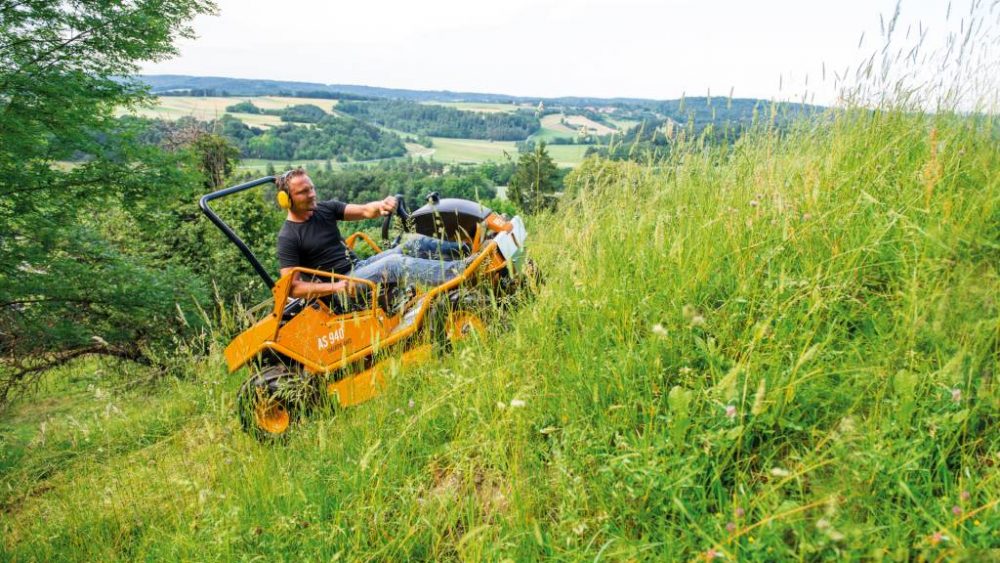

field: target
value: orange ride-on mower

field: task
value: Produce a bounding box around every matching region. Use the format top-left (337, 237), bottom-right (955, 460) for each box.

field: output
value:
top-left (199, 178), bottom-right (538, 440)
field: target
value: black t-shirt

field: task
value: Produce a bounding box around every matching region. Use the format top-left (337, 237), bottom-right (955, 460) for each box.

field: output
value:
top-left (277, 200), bottom-right (358, 276)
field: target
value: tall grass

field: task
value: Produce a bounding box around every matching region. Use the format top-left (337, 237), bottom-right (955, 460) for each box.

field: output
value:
top-left (2, 102), bottom-right (996, 560)
top-left (2, 2), bottom-right (999, 560)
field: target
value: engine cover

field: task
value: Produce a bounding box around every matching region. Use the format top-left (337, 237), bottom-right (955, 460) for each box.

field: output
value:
top-left (410, 198), bottom-right (493, 241)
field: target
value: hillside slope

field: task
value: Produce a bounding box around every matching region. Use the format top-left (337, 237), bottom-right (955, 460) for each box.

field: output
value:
top-left (1, 108), bottom-right (998, 560)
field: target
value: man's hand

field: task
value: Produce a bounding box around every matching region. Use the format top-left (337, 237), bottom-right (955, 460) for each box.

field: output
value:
top-left (344, 196), bottom-right (398, 221)
top-left (377, 195), bottom-right (397, 216)
top-left (330, 280), bottom-right (354, 294)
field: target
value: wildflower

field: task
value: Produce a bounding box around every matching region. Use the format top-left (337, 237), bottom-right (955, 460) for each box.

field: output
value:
top-left (496, 401), bottom-right (506, 410)
top-left (952, 505), bottom-right (961, 516)
top-left (704, 548), bottom-right (720, 560)
top-left (734, 507), bottom-right (745, 518)
top-left (802, 213), bottom-right (812, 220)
top-left (725, 404), bottom-right (737, 419)
top-left (691, 315), bottom-right (706, 328)
top-left (770, 467), bottom-right (790, 477)
top-left (726, 521), bottom-right (736, 533)
top-left (652, 324), bottom-right (668, 338)
top-left (930, 531), bottom-right (947, 545)
top-left (510, 399), bottom-right (526, 408)
top-left (679, 366), bottom-right (694, 376)
top-left (951, 388), bottom-right (961, 403)
top-left (960, 490), bottom-right (970, 501)
top-left (749, 199), bottom-right (759, 207)
top-left (408, 398), bottom-right (415, 409)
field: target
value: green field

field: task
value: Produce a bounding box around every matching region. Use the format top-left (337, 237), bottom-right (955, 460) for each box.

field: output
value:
top-left (423, 137), bottom-right (518, 164)
top-left (545, 144), bottom-right (594, 167)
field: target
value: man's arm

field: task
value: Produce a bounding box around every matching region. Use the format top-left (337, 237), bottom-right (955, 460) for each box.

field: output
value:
top-left (280, 267), bottom-right (352, 299)
top-left (343, 196), bottom-right (397, 221)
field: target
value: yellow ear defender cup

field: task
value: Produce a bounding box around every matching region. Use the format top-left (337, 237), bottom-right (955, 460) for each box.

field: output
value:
top-left (276, 188), bottom-right (291, 210)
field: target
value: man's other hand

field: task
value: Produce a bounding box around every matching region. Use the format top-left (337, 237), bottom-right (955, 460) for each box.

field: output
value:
top-left (330, 280), bottom-right (353, 294)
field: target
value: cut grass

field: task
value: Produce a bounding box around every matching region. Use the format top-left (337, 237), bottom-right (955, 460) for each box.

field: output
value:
top-left (533, 114), bottom-right (618, 144)
top-left (563, 114), bottom-right (615, 135)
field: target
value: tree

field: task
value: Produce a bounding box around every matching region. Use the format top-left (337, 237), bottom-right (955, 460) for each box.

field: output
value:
top-left (0, 0), bottom-right (218, 407)
top-left (508, 141), bottom-right (560, 214)
top-left (191, 133), bottom-right (240, 189)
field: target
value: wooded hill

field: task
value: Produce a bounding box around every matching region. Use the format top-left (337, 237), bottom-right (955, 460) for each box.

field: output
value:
top-left (140, 74), bottom-right (826, 125)
top-left (337, 100), bottom-right (540, 141)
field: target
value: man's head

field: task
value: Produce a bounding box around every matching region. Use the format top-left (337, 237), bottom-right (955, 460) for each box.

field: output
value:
top-left (276, 167), bottom-right (316, 213)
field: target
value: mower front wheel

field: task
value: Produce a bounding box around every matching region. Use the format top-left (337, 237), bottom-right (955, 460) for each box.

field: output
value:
top-left (428, 293), bottom-right (489, 352)
top-left (237, 365), bottom-right (315, 442)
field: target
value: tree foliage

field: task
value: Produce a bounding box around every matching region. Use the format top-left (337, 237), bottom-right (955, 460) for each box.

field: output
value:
top-left (0, 0), bottom-right (218, 405)
top-left (337, 100), bottom-right (540, 141)
top-left (224, 100), bottom-right (261, 114)
top-left (508, 141), bottom-right (561, 213)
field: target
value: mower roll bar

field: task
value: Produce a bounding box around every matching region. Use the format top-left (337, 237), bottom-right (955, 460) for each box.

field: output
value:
top-left (199, 176), bottom-right (277, 289)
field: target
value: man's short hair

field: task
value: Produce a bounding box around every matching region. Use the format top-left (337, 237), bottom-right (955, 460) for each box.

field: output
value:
top-left (276, 166), bottom-right (308, 195)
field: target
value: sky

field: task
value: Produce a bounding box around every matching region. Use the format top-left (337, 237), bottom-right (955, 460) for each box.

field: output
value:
top-left (142, 0), bottom-right (989, 104)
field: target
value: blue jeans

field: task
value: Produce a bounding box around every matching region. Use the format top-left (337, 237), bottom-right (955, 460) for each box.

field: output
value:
top-left (350, 235), bottom-right (468, 286)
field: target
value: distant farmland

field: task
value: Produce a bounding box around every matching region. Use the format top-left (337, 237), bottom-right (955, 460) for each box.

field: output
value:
top-left (121, 96), bottom-right (339, 128)
top-left (421, 101), bottom-right (526, 113)
top-left (130, 96), bottom-right (600, 167)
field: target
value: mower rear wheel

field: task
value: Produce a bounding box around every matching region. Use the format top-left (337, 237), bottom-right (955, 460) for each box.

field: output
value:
top-left (237, 365), bottom-right (316, 442)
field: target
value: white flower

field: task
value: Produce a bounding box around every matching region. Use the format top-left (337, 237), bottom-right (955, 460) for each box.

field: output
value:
top-left (510, 399), bottom-right (526, 408)
top-left (770, 467), bottom-right (791, 477)
top-left (651, 324), bottom-right (668, 338)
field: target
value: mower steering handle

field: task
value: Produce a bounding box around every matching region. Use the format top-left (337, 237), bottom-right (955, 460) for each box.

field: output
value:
top-left (380, 193), bottom-right (410, 243)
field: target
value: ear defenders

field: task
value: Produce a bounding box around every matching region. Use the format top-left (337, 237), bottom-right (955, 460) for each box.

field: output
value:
top-left (276, 172), bottom-right (292, 209)
top-left (276, 187), bottom-right (291, 210)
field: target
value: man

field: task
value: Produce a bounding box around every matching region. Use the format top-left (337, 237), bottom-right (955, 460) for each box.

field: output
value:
top-left (276, 168), bottom-right (469, 300)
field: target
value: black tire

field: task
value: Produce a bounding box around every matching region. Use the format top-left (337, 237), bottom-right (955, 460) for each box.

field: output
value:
top-left (236, 364), bottom-right (318, 442)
